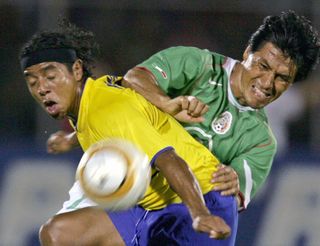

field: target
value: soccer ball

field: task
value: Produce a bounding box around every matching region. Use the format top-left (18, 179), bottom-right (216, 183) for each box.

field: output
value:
top-left (76, 139), bottom-right (151, 211)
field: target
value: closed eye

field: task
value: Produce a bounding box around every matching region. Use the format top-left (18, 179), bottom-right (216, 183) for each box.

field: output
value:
top-left (277, 74), bottom-right (291, 83)
top-left (28, 80), bottom-right (37, 87)
top-left (25, 75), bottom-right (37, 87)
top-left (259, 62), bottom-right (269, 70)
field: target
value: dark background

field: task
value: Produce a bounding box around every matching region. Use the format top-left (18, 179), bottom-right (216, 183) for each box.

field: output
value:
top-left (0, 1), bottom-right (320, 245)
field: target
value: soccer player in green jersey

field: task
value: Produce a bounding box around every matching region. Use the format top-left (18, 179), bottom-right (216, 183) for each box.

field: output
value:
top-left (48, 11), bottom-right (320, 210)
top-left (122, 10), bottom-right (320, 209)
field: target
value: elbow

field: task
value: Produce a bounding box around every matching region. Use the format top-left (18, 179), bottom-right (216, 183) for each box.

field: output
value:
top-left (123, 67), bottom-right (142, 89)
top-left (123, 67), bottom-right (157, 88)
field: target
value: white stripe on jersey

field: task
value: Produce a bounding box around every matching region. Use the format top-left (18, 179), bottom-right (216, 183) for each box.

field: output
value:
top-left (223, 57), bottom-right (255, 112)
top-left (208, 80), bottom-right (222, 86)
top-left (243, 159), bottom-right (253, 208)
top-left (184, 126), bottom-right (213, 151)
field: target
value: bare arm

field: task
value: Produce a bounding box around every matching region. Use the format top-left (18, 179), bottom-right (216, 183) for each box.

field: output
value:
top-left (123, 68), bottom-right (171, 111)
top-left (155, 149), bottom-right (231, 239)
top-left (123, 68), bottom-right (208, 123)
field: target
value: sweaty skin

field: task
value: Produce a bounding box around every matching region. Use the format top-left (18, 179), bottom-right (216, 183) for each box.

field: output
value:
top-left (24, 61), bottom-right (83, 120)
top-left (232, 43), bottom-right (296, 109)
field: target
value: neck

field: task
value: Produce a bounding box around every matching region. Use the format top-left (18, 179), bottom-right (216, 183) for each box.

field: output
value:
top-left (230, 63), bottom-right (247, 106)
top-left (67, 82), bottom-right (84, 124)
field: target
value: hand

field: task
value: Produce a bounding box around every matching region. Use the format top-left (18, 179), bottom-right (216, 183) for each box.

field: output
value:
top-left (162, 96), bottom-right (209, 123)
top-left (212, 164), bottom-right (240, 196)
top-left (47, 131), bottom-right (79, 154)
top-left (192, 215), bottom-right (231, 239)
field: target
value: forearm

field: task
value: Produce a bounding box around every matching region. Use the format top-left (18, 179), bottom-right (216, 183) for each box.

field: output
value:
top-left (123, 67), bottom-right (171, 111)
top-left (155, 149), bottom-right (210, 219)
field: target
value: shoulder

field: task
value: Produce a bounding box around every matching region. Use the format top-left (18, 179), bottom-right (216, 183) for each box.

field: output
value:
top-left (255, 108), bottom-right (269, 123)
top-left (88, 75), bottom-right (122, 87)
top-left (83, 75), bottom-right (126, 106)
top-left (155, 46), bottom-right (213, 60)
top-left (171, 46), bottom-right (214, 56)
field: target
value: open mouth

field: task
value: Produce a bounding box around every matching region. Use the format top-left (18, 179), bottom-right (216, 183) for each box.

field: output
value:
top-left (43, 100), bottom-right (59, 115)
top-left (252, 84), bottom-right (271, 100)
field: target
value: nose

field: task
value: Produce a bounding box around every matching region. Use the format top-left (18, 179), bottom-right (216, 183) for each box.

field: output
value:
top-left (38, 78), bottom-right (50, 96)
top-left (260, 72), bottom-right (274, 91)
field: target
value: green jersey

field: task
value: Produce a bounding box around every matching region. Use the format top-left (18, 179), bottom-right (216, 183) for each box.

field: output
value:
top-left (138, 46), bottom-right (277, 208)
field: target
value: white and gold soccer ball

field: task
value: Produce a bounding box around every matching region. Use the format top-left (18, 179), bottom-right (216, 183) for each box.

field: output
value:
top-left (76, 139), bottom-right (151, 211)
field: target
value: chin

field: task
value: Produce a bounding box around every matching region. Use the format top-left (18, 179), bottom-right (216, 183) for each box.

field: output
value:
top-left (49, 114), bottom-right (60, 120)
top-left (247, 100), bottom-right (266, 109)
top-left (48, 112), bottom-right (64, 120)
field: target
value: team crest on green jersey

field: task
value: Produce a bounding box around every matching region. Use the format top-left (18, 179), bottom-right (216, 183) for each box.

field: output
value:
top-left (211, 111), bottom-right (232, 135)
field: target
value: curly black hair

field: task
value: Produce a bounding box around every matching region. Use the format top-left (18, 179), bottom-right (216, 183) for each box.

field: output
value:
top-left (19, 19), bottom-right (100, 80)
top-left (248, 10), bottom-right (320, 82)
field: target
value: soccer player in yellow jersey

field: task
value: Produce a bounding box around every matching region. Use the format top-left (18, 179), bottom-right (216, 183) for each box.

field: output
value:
top-left (20, 21), bottom-right (237, 245)
top-left (75, 75), bottom-right (222, 211)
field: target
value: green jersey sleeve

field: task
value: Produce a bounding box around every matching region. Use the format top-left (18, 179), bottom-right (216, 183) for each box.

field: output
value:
top-left (138, 46), bottom-right (214, 96)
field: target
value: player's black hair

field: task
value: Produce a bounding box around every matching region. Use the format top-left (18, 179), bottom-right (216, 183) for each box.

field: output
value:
top-left (19, 19), bottom-right (100, 80)
top-left (248, 10), bottom-right (320, 82)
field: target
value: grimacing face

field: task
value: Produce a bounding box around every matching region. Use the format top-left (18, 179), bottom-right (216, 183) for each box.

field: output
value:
top-left (24, 61), bottom-right (83, 120)
top-left (236, 42), bottom-right (297, 109)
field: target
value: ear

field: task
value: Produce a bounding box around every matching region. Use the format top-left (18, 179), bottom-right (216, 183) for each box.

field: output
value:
top-left (72, 59), bottom-right (84, 82)
top-left (243, 46), bottom-right (252, 61)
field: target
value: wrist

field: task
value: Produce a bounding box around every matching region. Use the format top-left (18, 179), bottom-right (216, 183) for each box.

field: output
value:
top-left (158, 95), bottom-right (172, 112)
top-left (189, 205), bottom-right (211, 220)
top-left (68, 132), bottom-right (79, 147)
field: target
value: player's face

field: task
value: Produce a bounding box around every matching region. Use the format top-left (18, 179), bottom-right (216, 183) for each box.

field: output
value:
top-left (24, 61), bottom-right (83, 120)
top-left (237, 42), bottom-right (297, 109)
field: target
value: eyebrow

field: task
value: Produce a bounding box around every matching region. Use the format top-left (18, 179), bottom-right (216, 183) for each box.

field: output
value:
top-left (260, 57), bottom-right (293, 80)
top-left (24, 64), bottom-right (58, 77)
top-left (259, 58), bottom-right (272, 70)
top-left (274, 66), bottom-right (293, 81)
top-left (23, 71), bottom-right (33, 77)
top-left (278, 74), bottom-right (292, 82)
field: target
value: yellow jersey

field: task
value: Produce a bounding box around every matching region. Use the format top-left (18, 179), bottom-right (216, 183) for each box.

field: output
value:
top-left (75, 75), bottom-right (219, 210)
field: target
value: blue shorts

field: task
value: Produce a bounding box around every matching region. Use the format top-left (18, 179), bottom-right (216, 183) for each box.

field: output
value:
top-left (108, 191), bottom-right (238, 246)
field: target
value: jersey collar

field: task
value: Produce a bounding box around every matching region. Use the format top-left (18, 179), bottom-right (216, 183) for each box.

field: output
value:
top-left (224, 58), bottom-right (255, 112)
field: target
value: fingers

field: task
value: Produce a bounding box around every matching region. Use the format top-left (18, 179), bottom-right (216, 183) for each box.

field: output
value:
top-left (47, 136), bottom-right (63, 154)
top-left (216, 186), bottom-right (239, 196)
top-left (210, 228), bottom-right (231, 239)
top-left (174, 111), bottom-right (205, 123)
top-left (180, 96), bottom-right (209, 117)
top-left (46, 131), bottom-right (70, 154)
top-left (193, 215), bottom-right (231, 240)
top-left (212, 164), bottom-right (234, 182)
top-left (169, 96), bottom-right (209, 123)
top-left (180, 96), bottom-right (190, 111)
top-left (212, 164), bottom-right (240, 196)
top-left (213, 179), bottom-right (239, 196)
